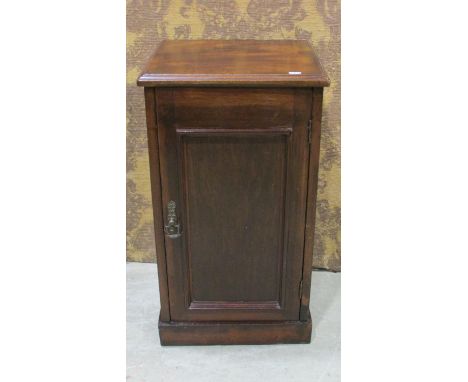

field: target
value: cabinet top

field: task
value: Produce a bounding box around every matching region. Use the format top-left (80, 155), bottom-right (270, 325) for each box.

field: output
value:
top-left (137, 40), bottom-right (329, 88)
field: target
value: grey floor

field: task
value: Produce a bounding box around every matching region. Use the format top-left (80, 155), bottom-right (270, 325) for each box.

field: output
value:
top-left (127, 263), bottom-right (341, 382)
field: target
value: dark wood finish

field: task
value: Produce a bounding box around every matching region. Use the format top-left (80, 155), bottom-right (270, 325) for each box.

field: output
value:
top-left (138, 40), bottom-right (329, 345)
top-left (159, 312), bottom-right (312, 346)
top-left (137, 40), bottom-right (329, 87)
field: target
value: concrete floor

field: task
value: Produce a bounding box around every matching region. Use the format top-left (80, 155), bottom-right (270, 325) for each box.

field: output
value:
top-left (127, 263), bottom-right (341, 382)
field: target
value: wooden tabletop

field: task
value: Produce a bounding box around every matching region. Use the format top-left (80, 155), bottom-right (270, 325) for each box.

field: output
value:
top-left (137, 40), bottom-right (329, 87)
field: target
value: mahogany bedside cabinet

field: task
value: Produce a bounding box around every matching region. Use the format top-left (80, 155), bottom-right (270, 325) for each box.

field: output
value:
top-left (137, 40), bottom-right (329, 345)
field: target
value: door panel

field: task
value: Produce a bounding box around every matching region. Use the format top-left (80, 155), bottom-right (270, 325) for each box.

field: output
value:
top-left (156, 88), bottom-right (311, 321)
top-left (181, 131), bottom-right (288, 305)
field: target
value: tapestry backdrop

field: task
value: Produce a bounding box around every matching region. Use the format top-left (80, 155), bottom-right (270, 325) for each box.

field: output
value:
top-left (127, 0), bottom-right (341, 271)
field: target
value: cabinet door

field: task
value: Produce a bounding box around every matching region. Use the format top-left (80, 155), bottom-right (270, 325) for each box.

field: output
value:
top-left (156, 88), bottom-right (311, 321)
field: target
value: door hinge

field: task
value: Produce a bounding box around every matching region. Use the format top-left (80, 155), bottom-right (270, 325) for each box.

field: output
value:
top-left (299, 280), bottom-right (303, 298)
top-left (307, 119), bottom-right (312, 144)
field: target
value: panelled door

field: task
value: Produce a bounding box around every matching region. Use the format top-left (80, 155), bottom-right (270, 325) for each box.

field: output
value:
top-left (156, 88), bottom-right (312, 321)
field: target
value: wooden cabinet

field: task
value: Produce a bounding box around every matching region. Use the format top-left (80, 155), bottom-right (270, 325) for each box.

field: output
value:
top-left (137, 40), bottom-right (329, 345)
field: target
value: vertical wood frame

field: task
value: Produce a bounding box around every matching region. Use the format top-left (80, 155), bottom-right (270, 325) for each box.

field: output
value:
top-left (300, 87), bottom-right (324, 321)
top-left (144, 87), bottom-right (171, 321)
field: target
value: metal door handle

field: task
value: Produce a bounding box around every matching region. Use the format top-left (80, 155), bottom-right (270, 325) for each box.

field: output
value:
top-left (164, 200), bottom-right (182, 239)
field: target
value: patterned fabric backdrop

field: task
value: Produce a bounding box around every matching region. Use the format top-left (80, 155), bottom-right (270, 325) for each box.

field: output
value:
top-left (127, 0), bottom-right (341, 271)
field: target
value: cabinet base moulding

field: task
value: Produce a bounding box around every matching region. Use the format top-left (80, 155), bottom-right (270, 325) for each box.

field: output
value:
top-left (158, 311), bottom-right (312, 346)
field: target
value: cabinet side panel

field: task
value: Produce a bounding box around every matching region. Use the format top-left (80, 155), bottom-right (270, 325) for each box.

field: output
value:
top-left (300, 87), bottom-right (324, 321)
top-left (144, 87), bottom-right (171, 321)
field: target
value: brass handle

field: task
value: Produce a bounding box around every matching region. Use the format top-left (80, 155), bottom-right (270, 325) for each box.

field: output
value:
top-left (164, 200), bottom-right (181, 239)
